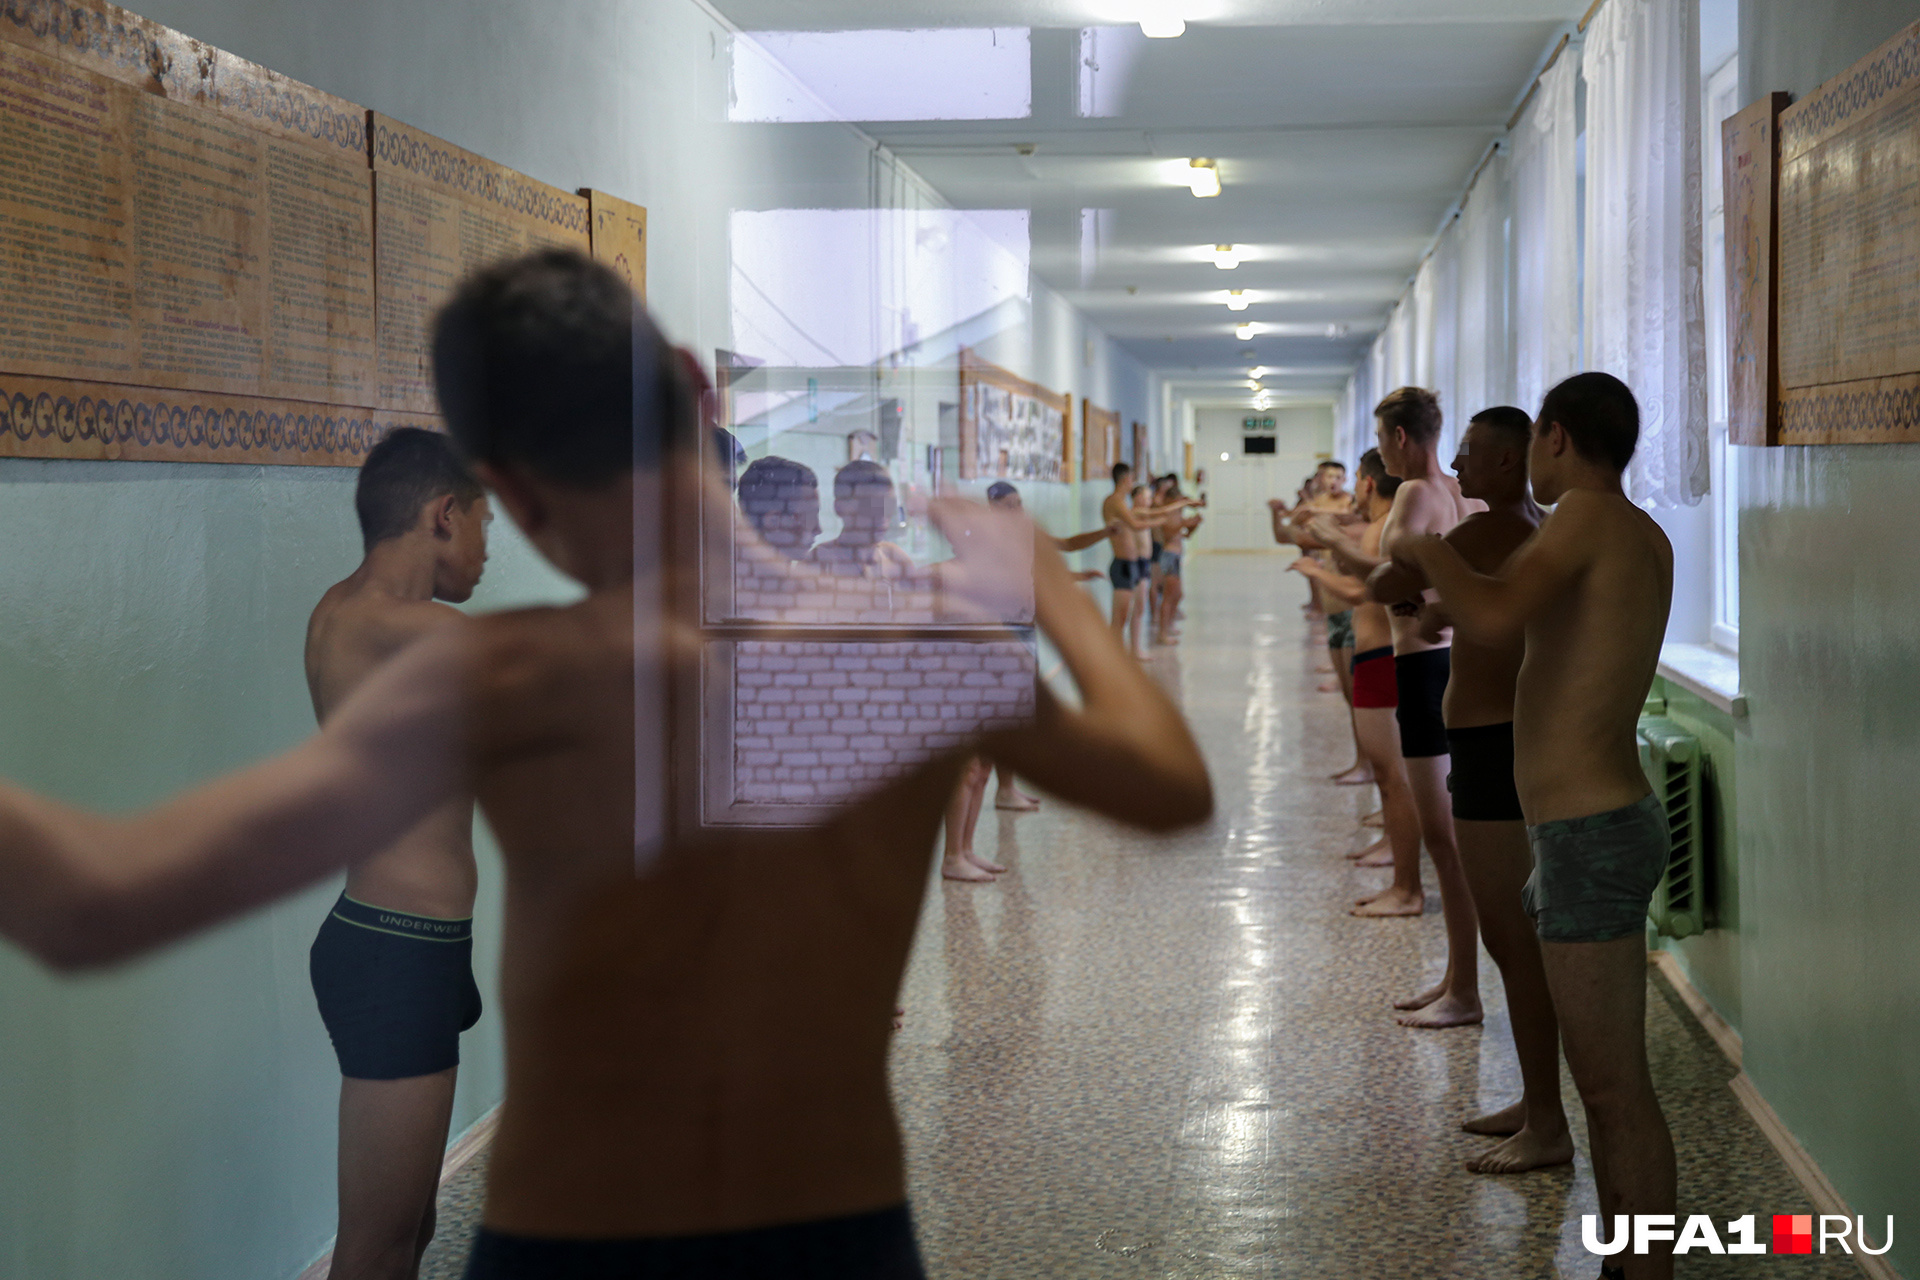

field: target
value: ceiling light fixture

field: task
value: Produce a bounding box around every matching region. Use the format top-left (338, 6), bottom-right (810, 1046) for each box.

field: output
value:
top-left (1140, 5), bottom-right (1186, 38)
top-left (1226, 290), bottom-right (1249, 312)
top-left (1235, 321), bottom-right (1256, 341)
top-left (1211, 243), bottom-right (1240, 270)
top-left (1187, 158), bottom-right (1220, 198)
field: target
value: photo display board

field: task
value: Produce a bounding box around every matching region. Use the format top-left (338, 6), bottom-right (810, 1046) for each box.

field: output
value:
top-left (0, 0), bottom-right (644, 465)
top-left (955, 347), bottom-right (1069, 483)
top-left (1768, 21), bottom-right (1920, 445)
top-left (1722, 94), bottom-right (1788, 446)
top-left (1081, 399), bottom-right (1121, 481)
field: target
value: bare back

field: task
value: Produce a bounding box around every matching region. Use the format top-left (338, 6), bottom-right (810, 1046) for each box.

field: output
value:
top-left (305, 578), bottom-right (477, 917)
top-left (1380, 475), bottom-right (1478, 655)
top-left (1439, 510), bottom-right (1540, 729)
top-left (1512, 493), bottom-right (1673, 824)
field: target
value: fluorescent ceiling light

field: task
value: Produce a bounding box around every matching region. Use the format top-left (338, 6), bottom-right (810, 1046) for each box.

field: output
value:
top-left (1226, 290), bottom-right (1249, 312)
top-left (1211, 243), bottom-right (1239, 270)
top-left (1220, 452), bottom-right (1230, 461)
top-left (1139, 5), bottom-right (1186, 38)
top-left (1249, 366), bottom-right (1269, 377)
top-left (1187, 158), bottom-right (1220, 198)
top-left (1235, 321), bottom-right (1256, 341)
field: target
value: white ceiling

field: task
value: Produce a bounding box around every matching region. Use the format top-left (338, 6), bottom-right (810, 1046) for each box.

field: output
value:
top-left (708, 1), bottom-right (1592, 400)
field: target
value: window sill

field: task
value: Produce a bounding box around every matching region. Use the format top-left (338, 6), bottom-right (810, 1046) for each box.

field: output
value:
top-left (1658, 643), bottom-right (1746, 719)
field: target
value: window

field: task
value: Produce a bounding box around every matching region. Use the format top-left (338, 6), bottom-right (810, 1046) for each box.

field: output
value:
top-left (1701, 56), bottom-right (1741, 650)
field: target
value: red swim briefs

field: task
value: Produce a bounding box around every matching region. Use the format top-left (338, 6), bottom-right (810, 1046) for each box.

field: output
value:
top-left (1351, 645), bottom-right (1398, 709)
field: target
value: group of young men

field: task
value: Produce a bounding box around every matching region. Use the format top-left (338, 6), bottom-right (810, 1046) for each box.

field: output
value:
top-left (1101, 462), bottom-right (1205, 659)
top-left (1277, 381), bottom-right (1681, 1279)
top-left (0, 242), bottom-right (1682, 1279)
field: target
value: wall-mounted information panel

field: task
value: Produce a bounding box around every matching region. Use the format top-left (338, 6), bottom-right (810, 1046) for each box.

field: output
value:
top-left (0, 0), bottom-right (644, 466)
top-left (1731, 20), bottom-right (1920, 446)
top-left (1082, 399), bottom-right (1121, 481)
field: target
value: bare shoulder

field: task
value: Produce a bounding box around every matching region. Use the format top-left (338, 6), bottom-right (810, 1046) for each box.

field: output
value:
top-left (466, 595), bottom-right (636, 757)
top-left (1443, 510), bottom-right (1540, 572)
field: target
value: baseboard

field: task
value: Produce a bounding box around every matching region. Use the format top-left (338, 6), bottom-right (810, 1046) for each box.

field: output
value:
top-left (1647, 949), bottom-right (1742, 1068)
top-left (1650, 953), bottom-right (1903, 1279)
top-left (291, 1104), bottom-right (501, 1280)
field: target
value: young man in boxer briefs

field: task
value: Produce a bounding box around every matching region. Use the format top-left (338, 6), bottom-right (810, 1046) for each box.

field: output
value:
top-left (1289, 450), bottom-right (1424, 911)
top-left (0, 249), bottom-right (1214, 1279)
top-left (1371, 406), bottom-right (1569, 1174)
top-left (1395, 373), bottom-right (1676, 1277)
top-left (304, 427), bottom-right (491, 1279)
top-left (1101, 462), bottom-right (1196, 660)
top-left (1309, 387), bottom-right (1483, 1028)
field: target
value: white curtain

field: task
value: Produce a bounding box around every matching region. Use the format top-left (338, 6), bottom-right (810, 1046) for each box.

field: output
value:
top-left (1385, 293), bottom-right (1414, 391)
top-left (1582, 0), bottom-right (1708, 508)
top-left (1509, 53), bottom-right (1579, 418)
top-left (1454, 149), bottom-right (1510, 420)
top-left (1425, 225), bottom-right (1462, 461)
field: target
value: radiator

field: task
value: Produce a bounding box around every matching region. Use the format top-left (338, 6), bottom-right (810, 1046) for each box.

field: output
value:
top-left (1638, 715), bottom-right (1710, 939)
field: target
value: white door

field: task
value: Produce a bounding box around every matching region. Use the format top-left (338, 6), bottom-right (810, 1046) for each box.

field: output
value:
top-left (1196, 450), bottom-right (1321, 550)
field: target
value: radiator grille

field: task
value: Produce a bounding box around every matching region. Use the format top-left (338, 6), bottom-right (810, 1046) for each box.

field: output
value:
top-left (1638, 715), bottom-right (1710, 939)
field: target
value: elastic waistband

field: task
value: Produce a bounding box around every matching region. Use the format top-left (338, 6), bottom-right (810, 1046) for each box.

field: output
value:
top-left (1446, 722), bottom-right (1514, 746)
top-left (1354, 646), bottom-right (1393, 665)
top-left (1394, 646), bottom-right (1451, 667)
top-left (1527, 791), bottom-right (1664, 841)
top-left (331, 894), bottom-right (473, 943)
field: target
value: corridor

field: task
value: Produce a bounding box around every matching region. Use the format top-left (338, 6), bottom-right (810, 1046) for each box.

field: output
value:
top-left (420, 556), bottom-right (1847, 1279)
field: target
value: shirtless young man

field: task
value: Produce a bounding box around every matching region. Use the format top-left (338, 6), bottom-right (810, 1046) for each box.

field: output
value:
top-left (1153, 479), bottom-right (1202, 644)
top-left (303, 427), bottom-right (491, 1279)
top-left (1309, 387), bottom-right (1482, 1029)
top-left (0, 250), bottom-right (1214, 1278)
top-left (1276, 464), bottom-right (1366, 779)
top-left (1370, 407), bottom-right (1569, 1174)
top-left (1289, 451), bottom-right (1423, 910)
top-left (1395, 373), bottom-right (1675, 1279)
top-left (1101, 463), bottom-right (1194, 660)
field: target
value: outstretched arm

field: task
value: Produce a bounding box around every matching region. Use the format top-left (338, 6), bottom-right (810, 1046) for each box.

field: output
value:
top-left (1054, 522), bottom-right (1119, 554)
top-left (1403, 497), bottom-right (1592, 646)
top-left (950, 512), bottom-right (1210, 832)
top-left (1289, 557), bottom-right (1367, 608)
top-left (0, 628), bottom-right (471, 970)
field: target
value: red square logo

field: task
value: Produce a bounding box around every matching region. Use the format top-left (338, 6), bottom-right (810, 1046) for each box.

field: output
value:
top-left (1773, 1214), bottom-right (1813, 1254)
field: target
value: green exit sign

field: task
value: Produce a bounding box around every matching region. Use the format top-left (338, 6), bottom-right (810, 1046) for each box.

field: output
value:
top-left (1243, 416), bottom-right (1276, 430)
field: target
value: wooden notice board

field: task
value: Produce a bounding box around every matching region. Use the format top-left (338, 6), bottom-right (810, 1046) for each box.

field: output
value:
top-left (586, 189), bottom-right (649, 302)
top-left (955, 348), bottom-right (1069, 482)
top-left (0, 0), bottom-right (645, 466)
top-left (1723, 93), bottom-right (1789, 446)
top-left (1081, 399), bottom-right (1121, 482)
top-left (1132, 421), bottom-right (1149, 474)
top-left (1772, 21), bottom-right (1920, 445)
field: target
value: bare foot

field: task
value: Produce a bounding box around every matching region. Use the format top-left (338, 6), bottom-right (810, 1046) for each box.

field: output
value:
top-left (942, 858), bottom-right (997, 883)
top-left (892, 1005), bottom-right (905, 1031)
top-left (1360, 808), bottom-right (1384, 828)
top-left (1330, 763), bottom-right (1373, 785)
top-left (1462, 1099), bottom-right (1527, 1136)
top-left (1351, 886), bottom-right (1425, 917)
top-left (967, 851), bottom-right (1008, 874)
top-left (1466, 1125), bottom-right (1575, 1174)
top-left (1392, 979), bottom-right (1447, 1011)
top-left (1396, 992), bottom-right (1484, 1028)
top-left (1353, 837), bottom-right (1393, 867)
top-left (1316, 680), bottom-right (1340, 693)
top-left (994, 785), bottom-right (1041, 812)
top-left (1315, 661), bottom-right (1334, 674)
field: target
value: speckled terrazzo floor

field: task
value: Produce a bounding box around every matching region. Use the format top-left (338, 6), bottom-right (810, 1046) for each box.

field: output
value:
top-left (418, 554), bottom-right (1853, 1280)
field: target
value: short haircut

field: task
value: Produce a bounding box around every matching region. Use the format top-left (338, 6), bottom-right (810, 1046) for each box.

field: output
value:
top-left (432, 248), bottom-right (694, 487)
top-left (737, 456), bottom-right (817, 534)
top-left (1374, 386), bottom-right (1443, 445)
top-left (985, 480), bottom-right (1017, 503)
top-left (1467, 405), bottom-right (1534, 455)
top-left (1111, 461), bottom-right (1132, 483)
top-left (1316, 460), bottom-right (1346, 472)
top-left (1357, 447), bottom-right (1403, 499)
top-left (355, 427), bottom-right (482, 551)
top-left (1537, 373), bottom-right (1639, 472)
top-left (834, 458), bottom-right (893, 501)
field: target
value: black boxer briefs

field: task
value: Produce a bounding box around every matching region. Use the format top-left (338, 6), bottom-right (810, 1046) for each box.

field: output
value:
top-left (1445, 722), bottom-right (1525, 822)
top-left (1393, 647), bottom-right (1451, 759)
top-left (309, 893), bottom-right (482, 1080)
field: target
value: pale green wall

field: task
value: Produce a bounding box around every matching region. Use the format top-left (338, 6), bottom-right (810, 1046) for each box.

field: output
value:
top-left (1733, 6), bottom-right (1920, 1270)
top-left (0, 460), bottom-right (577, 1279)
